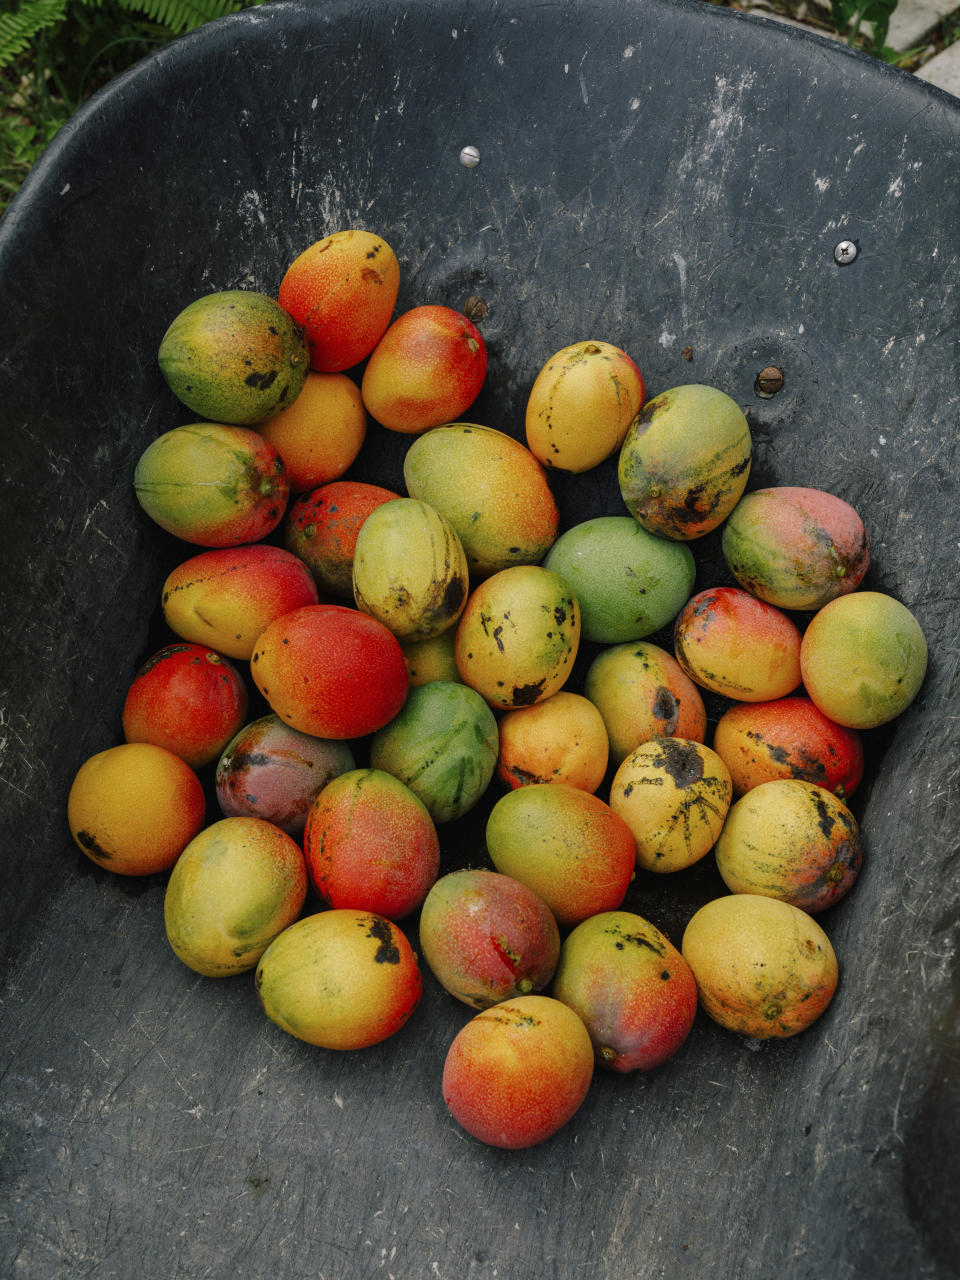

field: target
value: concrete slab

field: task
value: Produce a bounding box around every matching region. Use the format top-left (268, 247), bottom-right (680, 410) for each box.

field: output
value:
top-left (887, 0), bottom-right (960, 48)
top-left (916, 38), bottom-right (960, 93)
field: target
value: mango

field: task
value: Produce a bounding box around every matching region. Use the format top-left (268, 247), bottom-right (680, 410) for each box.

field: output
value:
top-left (352, 497), bottom-right (469, 641)
top-left (441, 995), bottom-right (594, 1148)
top-left (485, 783), bottom-right (635, 927)
top-left (673, 586), bottom-right (802, 702)
top-left (722, 485), bottom-right (869, 610)
top-left (403, 423), bottom-right (560, 577)
top-left (215, 713), bottom-right (355, 836)
top-left (496, 690), bottom-right (609, 793)
top-left (369, 680), bottom-right (498, 824)
top-left (250, 603), bottom-right (409, 739)
top-left (713, 778), bottom-right (863, 913)
top-left (419, 869), bottom-right (561, 1009)
top-left (303, 768), bottom-right (440, 921)
top-left (584, 640), bottom-right (707, 764)
top-left (162, 544), bottom-right (319, 660)
top-left (711, 696), bottom-right (864, 798)
top-left (681, 895), bottom-right (839, 1039)
top-left (158, 290), bottom-right (308, 425)
top-left (361, 304), bottom-right (487, 433)
top-left (454, 565), bottom-right (580, 709)
top-left (134, 422), bottom-right (289, 547)
top-left (618, 383), bottom-right (751, 540)
top-left (122, 642), bottom-right (248, 769)
top-left (544, 514), bottom-right (695, 643)
top-left (551, 911), bottom-right (698, 1072)
top-left (163, 816), bottom-right (307, 977)
top-left (525, 340), bottom-right (645, 473)
top-left (799, 590), bottom-right (927, 729)
top-left (256, 910), bottom-right (422, 1049)
top-left (609, 737), bottom-right (732, 873)
top-left (277, 229), bottom-right (400, 372)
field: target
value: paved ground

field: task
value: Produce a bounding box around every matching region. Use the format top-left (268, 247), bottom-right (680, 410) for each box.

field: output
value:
top-left (734, 0), bottom-right (960, 98)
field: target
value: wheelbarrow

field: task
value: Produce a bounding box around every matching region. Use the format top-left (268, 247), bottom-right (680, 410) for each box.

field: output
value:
top-left (1, 0), bottom-right (957, 1275)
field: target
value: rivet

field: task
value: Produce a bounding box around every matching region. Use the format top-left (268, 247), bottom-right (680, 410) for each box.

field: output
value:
top-left (459, 145), bottom-right (480, 168)
top-left (834, 240), bottom-right (858, 265)
top-left (754, 366), bottom-right (785, 398)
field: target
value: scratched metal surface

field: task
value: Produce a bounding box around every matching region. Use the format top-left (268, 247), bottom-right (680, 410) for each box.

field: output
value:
top-left (1, 0), bottom-right (958, 1276)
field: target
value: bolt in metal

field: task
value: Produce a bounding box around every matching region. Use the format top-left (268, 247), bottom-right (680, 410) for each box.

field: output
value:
top-left (755, 366), bottom-right (785, 398)
top-left (834, 240), bottom-right (858, 265)
top-left (459, 145), bottom-right (480, 168)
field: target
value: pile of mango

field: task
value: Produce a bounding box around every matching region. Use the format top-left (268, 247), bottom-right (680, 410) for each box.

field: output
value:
top-left (67, 228), bottom-right (928, 1150)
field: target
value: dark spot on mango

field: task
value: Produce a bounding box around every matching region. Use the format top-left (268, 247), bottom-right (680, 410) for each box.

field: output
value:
top-left (651, 737), bottom-right (705, 788)
top-left (245, 369), bottom-right (279, 390)
top-left (366, 915), bottom-right (401, 964)
top-left (511, 680), bottom-right (545, 706)
top-left (75, 830), bottom-right (111, 859)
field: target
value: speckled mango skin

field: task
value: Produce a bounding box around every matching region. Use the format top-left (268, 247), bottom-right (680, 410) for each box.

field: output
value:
top-left (361, 305), bottom-right (487, 434)
top-left (250, 604), bottom-right (409, 739)
top-left (352, 497), bottom-right (469, 641)
top-left (681, 895), bottom-right (839, 1039)
top-left (454, 565), bottom-right (580, 709)
top-left (496, 690), bottom-right (609, 793)
top-left (712, 696), bottom-right (864, 799)
top-left (441, 995), bottom-right (594, 1148)
top-left (162, 544), bottom-right (319, 660)
top-left (369, 680), bottom-right (498, 824)
top-left (122, 642), bottom-right (248, 769)
top-left (163, 816), bottom-right (308, 977)
top-left (525, 340), bottom-right (646, 474)
top-left (277, 229), bottom-right (400, 373)
top-left (673, 586), bottom-right (802, 701)
top-left (255, 909), bottom-right (423, 1049)
top-left (403, 423), bottom-right (560, 578)
top-left (714, 778), bottom-right (863, 913)
top-left (551, 911), bottom-right (698, 1072)
top-left (618, 384), bottom-right (751, 541)
top-left (722, 486), bottom-right (869, 611)
top-left (134, 423), bottom-right (290, 547)
top-left (485, 783), bottom-right (636, 927)
top-left (215, 713), bottom-right (355, 837)
top-left (584, 640), bottom-right (707, 765)
top-left (303, 768), bottom-right (440, 921)
top-left (158, 290), bottom-right (308, 425)
top-left (609, 737), bottom-right (732, 874)
top-left (284, 480), bottom-right (399, 597)
top-left (419, 869), bottom-right (561, 1009)
top-left (799, 590), bottom-right (928, 729)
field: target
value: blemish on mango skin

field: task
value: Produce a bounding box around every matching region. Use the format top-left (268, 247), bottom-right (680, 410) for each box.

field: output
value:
top-left (75, 830), bottom-right (111, 860)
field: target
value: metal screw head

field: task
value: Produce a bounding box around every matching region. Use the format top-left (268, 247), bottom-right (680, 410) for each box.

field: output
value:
top-left (834, 240), bottom-right (858, 265)
top-left (755, 366), bottom-right (785, 398)
top-left (459, 145), bottom-right (480, 168)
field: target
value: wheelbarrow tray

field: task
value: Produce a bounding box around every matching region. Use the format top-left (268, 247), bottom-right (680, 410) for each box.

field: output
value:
top-left (1, 1), bottom-right (958, 1276)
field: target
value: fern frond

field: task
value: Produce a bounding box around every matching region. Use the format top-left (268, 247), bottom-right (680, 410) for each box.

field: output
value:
top-left (112, 0), bottom-right (256, 35)
top-left (0, 0), bottom-right (68, 70)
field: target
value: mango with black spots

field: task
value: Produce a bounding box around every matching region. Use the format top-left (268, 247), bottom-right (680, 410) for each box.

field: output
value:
top-left (134, 423), bottom-right (290, 547)
top-left (454, 564), bottom-right (580, 709)
top-left (609, 737), bottom-right (732, 873)
top-left (618, 383), bottom-right (751, 540)
top-left (713, 778), bottom-right (863, 913)
top-left (711, 696), bottom-right (864, 799)
top-left (551, 910), bottom-right (698, 1072)
top-left (403, 423), bottom-right (560, 578)
top-left (255, 910), bottom-right (422, 1049)
top-left (722, 485), bottom-right (869, 611)
top-left (158, 290), bottom-right (308, 424)
top-left (352, 497), bottom-right (469, 642)
top-left (584, 640), bottom-right (707, 765)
